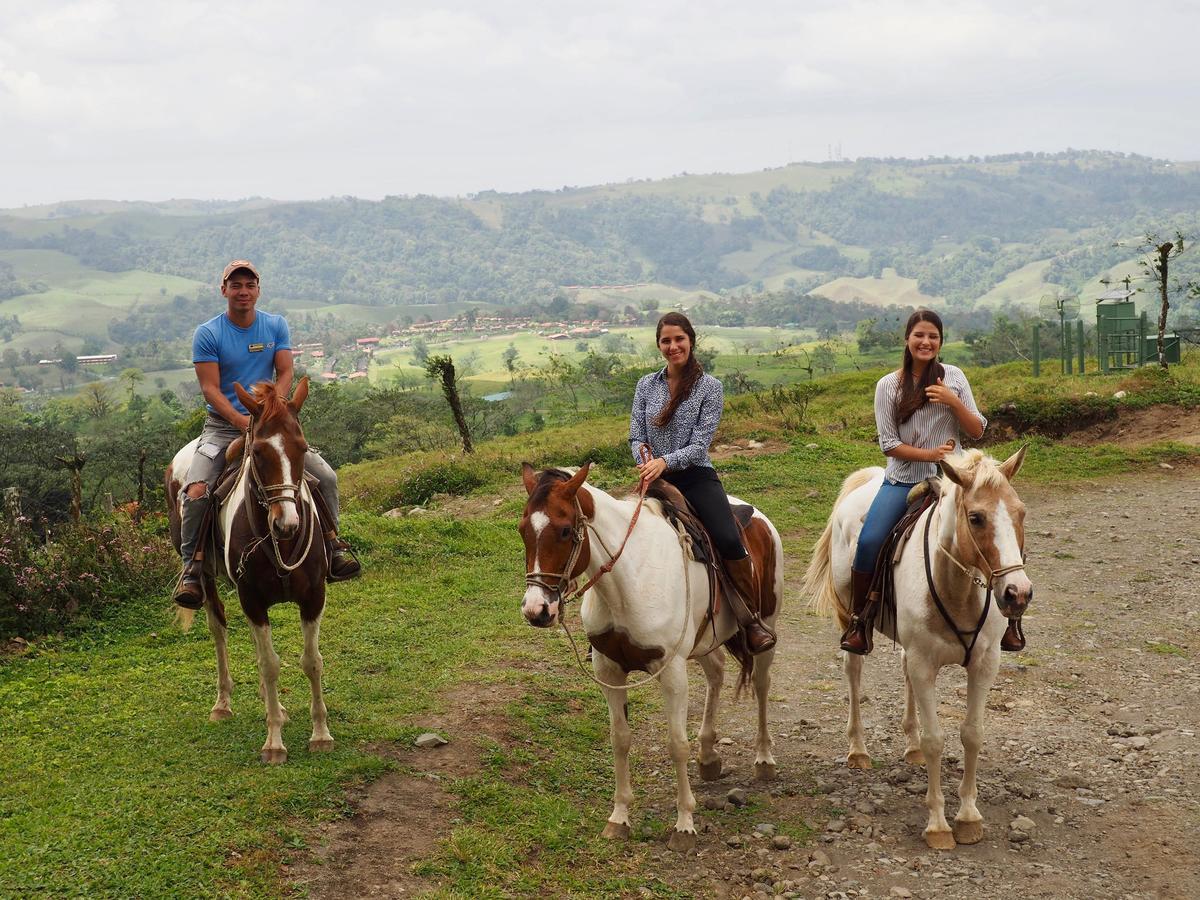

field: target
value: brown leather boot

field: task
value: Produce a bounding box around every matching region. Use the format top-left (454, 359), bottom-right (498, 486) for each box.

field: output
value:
top-left (840, 569), bottom-right (876, 655)
top-left (327, 534), bottom-right (362, 582)
top-left (172, 557), bottom-right (205, 610)
top-left (1000, 617), bottom-right (1026, 652)
top-left (724, 555), bottom-right (776, 654)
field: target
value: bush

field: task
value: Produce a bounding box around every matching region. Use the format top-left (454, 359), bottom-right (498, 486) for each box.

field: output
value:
top-left (393, 460), bottom-right (491, 507)
top-left (0, 513), bottom-right (177, 640)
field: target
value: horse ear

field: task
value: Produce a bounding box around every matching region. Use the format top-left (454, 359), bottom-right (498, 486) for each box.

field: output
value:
top-left (997, 445), bottom-right (1027, 482)
top-left (290, 376), bottom-right (310, 412)
top-left (563, 462), bottom-right (591, 496)
top-left (939, 456), bottom-right (972, 488)
top-left (521, 462), bottom-right (538, 495)
top-left (234, 382), bottom-right (261, 417)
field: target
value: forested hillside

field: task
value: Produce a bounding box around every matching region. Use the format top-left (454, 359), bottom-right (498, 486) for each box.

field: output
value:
top-left (4, 150), bottom-right (1200, 314)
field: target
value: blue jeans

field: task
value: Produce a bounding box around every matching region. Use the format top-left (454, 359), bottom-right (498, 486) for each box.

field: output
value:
top-left (853, 478), bottom-right (917, 573)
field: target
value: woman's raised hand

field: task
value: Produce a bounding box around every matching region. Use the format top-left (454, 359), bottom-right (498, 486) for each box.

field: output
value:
top-left (924, 377), bottom-right (956, 406)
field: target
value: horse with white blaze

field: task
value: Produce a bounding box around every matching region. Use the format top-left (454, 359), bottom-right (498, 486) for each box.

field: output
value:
top-left (519, 463), bottom-right (784, 851)
top-left (804, 447), bottom-right (1033, 849)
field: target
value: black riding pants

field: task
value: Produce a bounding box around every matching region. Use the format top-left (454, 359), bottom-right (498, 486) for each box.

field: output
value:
top-left (662, 466), bottom-right (748, 561)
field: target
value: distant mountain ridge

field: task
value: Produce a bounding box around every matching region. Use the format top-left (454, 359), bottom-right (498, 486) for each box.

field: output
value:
top-left (3, 150), bottom-right (1200, 314)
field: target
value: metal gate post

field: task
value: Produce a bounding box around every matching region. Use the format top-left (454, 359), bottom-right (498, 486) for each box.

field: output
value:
top-left (1032, 322), bottom-right (1041, 376)
top-left (1077, 320), bottom-right (1085, 374)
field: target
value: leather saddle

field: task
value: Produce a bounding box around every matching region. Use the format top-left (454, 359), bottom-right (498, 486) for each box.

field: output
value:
top-left (643, 480), bottom-right (762, 618)
top-left (867, 478), bottom-right (941, 639)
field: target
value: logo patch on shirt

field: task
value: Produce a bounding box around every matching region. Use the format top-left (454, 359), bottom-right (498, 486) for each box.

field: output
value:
top-left (248, 343), bottom-right (265, 353)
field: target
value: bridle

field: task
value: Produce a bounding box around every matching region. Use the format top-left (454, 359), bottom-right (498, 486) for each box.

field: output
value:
top-left (235, 415), bottom-right (317, 579)
top-left (924, 490), bottom-right (1027, 667)
top-left (523, 447), bottom-right (654, 605)
top-left (522, 449), bottom-right (699, 691)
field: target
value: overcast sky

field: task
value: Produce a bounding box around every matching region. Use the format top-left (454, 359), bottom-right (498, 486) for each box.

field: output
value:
top-left (1, 0), bottom-right (1196, 207)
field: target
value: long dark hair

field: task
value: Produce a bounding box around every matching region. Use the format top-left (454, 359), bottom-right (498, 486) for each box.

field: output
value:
top-left (653, 312), bottom-right (704, 427)
top-left (895, 309), bottom-right (945, 424)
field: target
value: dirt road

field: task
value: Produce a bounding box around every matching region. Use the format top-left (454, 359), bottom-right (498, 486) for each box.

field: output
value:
top-left (294, 470), bottom-right (1200, 899)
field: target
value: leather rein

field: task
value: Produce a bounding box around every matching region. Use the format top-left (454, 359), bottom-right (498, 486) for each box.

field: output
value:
top-left (235, 415), bottom-right (318, 580)
top-left (922, 495), bottom-right (1026, 667)
top-left (524, 446), bottom-right (654, 606)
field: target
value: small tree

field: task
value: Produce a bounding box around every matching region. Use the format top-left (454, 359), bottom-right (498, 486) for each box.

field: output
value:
top-left (1137, 231), bottom-right (1196, 369)
top-left (424, 355), bottom-right (473, 453)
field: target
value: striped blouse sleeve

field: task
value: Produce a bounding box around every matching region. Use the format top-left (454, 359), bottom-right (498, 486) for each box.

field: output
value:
top-left (950, 366), bottom-right (987, 433)
top-left (629, 376), bottom-right (649, 462)
top-left (666, 377), bottom-right (723, 471)
top-left (874, 375), bottom-right (902, 453)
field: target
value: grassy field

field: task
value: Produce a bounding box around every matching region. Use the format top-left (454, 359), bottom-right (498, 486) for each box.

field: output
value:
top-left (5, 343), bottom-right (1200, 896)
top-left (812, 268), bottom-right (941, 308)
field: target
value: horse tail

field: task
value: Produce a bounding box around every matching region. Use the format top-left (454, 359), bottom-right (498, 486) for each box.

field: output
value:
top-left (175, 606), bottom-right (196, 632)
top-left (804, 467), bottom-right (876, 628)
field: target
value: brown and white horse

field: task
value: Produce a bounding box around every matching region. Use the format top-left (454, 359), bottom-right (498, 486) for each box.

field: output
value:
top-left (167, 378), bottom-right (331, 764)
top-left (519, 463), bottom-right (783, 851)
top-left (804, 448), bottom-right (1032, 849)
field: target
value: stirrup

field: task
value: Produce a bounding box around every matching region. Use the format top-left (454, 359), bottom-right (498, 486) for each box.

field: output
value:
top-left (839, 615), bottom-right (873, 656)
top-left (327, 540), bottom-right (362, 582)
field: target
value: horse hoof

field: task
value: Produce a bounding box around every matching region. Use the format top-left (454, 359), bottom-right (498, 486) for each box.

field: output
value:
top-left (667, 830), bottom-right (697, 853)
top-left (904, 749), bottom-right (926, 766)
top-left (209, 708), bottom-right (233, 722)
top-left (924, 829), bottom-right (956, 851)
top-left (698, 759), bottom-right (723, 781)
top-left (308, 739), bottom-right (335, 753)
top-left (953, 819), bottom-right (984, 845)
top-left (261, 748), bottom-right (288, 765)
top-left (846, 753), bottom-right (872, 770)
top-left (754, 762), bottom-right (777, 781)
top-left (601, 821), bottom-right (631, 841)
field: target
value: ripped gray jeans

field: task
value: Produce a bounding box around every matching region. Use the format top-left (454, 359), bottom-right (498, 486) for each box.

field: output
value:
top-left (179, 413), bottom-right (339, 562)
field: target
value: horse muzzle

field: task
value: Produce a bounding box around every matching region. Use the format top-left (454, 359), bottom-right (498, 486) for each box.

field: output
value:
top-left (522, 585), bottom-right (561, 628)
top-left (997, 572), bottom-right (1034, 618)
top-left (269, 503), bottom-right (300, 540)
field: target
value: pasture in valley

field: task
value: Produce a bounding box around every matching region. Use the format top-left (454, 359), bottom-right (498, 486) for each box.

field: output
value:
top-left (2, 360), bottom-right (1199, 898)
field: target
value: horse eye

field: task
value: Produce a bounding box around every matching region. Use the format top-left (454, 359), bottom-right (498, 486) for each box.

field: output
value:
top-left (968, 512), bottom-right (985, 526)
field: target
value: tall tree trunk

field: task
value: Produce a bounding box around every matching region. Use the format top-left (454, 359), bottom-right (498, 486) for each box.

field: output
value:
top-left (136, 447), bottom-right (147, 523)
top-left (426, 356), bottom-right (473, 453)
top-left (54, 453), bottom-right (86, 523)
top-left (1156, 241), bottom-right (1173, 369)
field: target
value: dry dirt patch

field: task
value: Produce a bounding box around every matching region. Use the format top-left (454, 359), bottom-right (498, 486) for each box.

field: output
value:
top-left (287, 682), bottom-right (520, 898)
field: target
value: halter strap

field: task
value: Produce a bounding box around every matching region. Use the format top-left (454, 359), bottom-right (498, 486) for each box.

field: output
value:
top-left (923, 494), bottom-right (1028, 668)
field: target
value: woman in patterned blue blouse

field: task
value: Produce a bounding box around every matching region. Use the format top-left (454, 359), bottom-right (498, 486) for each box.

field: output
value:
top-left (841, 309), bottom-right (990, 655)
top-left (630, 312), bottom-right (776, 654)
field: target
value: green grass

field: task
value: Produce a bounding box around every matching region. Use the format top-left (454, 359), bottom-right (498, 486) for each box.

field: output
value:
top-left (5, 352), bottom-right (1200, 896)
top-left (1145, 640), bottom-right (1188, 657)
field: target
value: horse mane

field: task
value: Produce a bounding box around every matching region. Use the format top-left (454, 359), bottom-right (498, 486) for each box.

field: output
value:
top-left (251, 382), bottom-right (291, 424)
top-left (529, 468), bottom-right (574, 506)
top-left (943, 448), bottom-right (1007, 491)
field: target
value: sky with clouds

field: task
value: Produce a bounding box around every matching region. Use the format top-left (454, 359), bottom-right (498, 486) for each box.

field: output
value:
top-left (1, 0), bottom-right (1196, 206)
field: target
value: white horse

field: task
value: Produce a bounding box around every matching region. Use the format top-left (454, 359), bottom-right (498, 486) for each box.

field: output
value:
top-left (519, 463), bottom-right (784, 851)
top-left (803, 448), bottom-right (1032, 849)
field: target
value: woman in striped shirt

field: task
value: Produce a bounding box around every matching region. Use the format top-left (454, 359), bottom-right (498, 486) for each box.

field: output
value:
top-left (841, 309), bottom-right (988, 655)
top-left (630, 312), bottom-right (776, 653)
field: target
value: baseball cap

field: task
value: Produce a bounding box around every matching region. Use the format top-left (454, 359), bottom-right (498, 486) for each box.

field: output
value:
top-left (221, 260), bottom-right (260, 284)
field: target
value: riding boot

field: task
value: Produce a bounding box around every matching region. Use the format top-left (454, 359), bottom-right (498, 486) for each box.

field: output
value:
top-left (723, 555), bottom-right (776, 654)
top-left (840, 569), bottom-right (877, 655)
top-left (1000, 617), bottom-right (1026, 652)
top-left (308, 484), bottom-right (361, 582)
top-left (173, 491), bottom-right (211, 609)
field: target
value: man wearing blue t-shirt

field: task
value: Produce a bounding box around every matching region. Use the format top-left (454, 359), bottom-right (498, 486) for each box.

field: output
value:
top-left (173, 260), bottom-right (360, 608)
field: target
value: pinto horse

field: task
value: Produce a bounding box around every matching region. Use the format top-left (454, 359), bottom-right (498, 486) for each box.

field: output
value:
top-left (519, 463), bottom-right (783, 851)
top-left (804, 448), bottom-right (1032, 849)
top-left (166, 378), bottom-right (331, 764)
